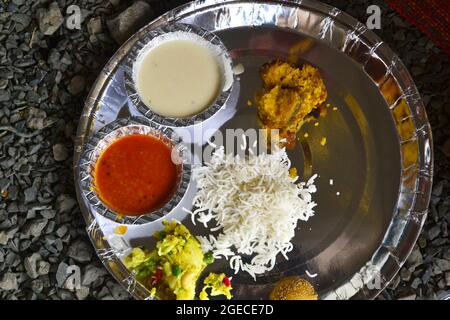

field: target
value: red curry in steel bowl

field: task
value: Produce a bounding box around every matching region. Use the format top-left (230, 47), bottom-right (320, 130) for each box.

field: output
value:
top-left (93, 133), bottom-right (180, 216)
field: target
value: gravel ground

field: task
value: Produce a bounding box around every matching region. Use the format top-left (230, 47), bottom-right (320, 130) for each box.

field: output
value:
top-left (0, 0), bottom-right (448, 300)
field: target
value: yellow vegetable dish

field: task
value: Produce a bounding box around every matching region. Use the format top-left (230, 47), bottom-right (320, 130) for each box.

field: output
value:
top-left (257, 60), bottom-right (327, 148)
top-left (123, 220), bottom-right (231, 300)
top-left (199, 273), bottom-right (233, 300)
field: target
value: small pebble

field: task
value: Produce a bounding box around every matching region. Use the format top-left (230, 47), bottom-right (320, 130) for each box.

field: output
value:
top-left (52, 143), bottom-right (68, 161)
top-left (428, 225), bottom-right (441, 240)
top-left (400, 268), bottom-right (412, 282)
top-left (67, 240), bottom-right (93, 263)
top-left (82, 264), bottom-right (107, 286)
top-left (87, 17), bottom-right (102, 35)
top-left (445, 272), bottom-right (450, 286)
top-left (68, 75), bottom-right (85, 96)
top-left (37, 2), bottom-right (64, 36)
top-left (435, 259), bottom-right (450, 272)
top-left (106, 1), bottom-right (154, 44)
top-left (24, 253), bottom-right (41, 279)
top-left (411, 278), bottom-right (422, 289)
top-left (0, 273), bottom-right (18, 291)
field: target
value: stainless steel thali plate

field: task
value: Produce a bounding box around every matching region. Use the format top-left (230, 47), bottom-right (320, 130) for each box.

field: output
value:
top-left (73, 0), bottom-right (433, 300)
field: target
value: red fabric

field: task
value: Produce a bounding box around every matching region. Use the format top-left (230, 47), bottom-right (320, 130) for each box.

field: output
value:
top-left (384, 0), bottom-right (450, 54)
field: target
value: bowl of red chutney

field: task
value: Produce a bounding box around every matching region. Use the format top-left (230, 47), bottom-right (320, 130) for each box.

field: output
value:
top-left (77, 117), bottom-right (190, 224)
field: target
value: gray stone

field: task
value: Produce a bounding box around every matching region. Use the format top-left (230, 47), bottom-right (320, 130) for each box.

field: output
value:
top-left (0, 67), bottom-right (13, 79)
top-left (0, 79), bottom-right (8, 90)
top-left (25, 107), bottom-right (47, 130)
top-left (11, 13), bottom-right (31, 32)
top-left (407, 246), bottom-right (423, 272)
top-left (432, 264), bottom-right (443, 276)
top-left (432, 181), bottom-right (444, 197)
top-left (37, 2), bottom-right (64, 36)
top-left (411, 277), bottom-right (422, 289)
top-left (0, 231), bottom-right (10, 245)
top-left (0, 89), bottom-right (11, 102)
top-left (47, 49), bottom-right (61, 69)
top-left (442, 246), bottom-right (450, 260)
top-left (19, 239), bottom-right (31, 251)
top-left (10, 113), bottom-right (22, 124)
top-left (27, 90), bottom-right (41, 104)
top-left (68, 75), bottom-right (85, 95)
top-left (87, 17), bottom-right (102, 35)
top-left (16, 58), bottom-right (36, 68)
top-left (97, 286), bottom-right (114, 300)
top-left (40, 209), bottom-right (56, 219)
top-left (435, 259), bottom-right (450, 272)
top-left (431, 237), bottom-right (448, 246)
top-left (75, 286), bottom-right (90, 300)
top-left (400, 268), bottom-right (412, 282)
top-left (442, 222), bottom-right (448, 238)
top-left (56, 225), bottom-right (68, 238)
top-left (437, 278), bottom-right (446, 289)
top-left (54, 238), bottom-right (63, 252)
top-left (422, 266), bottom-right (433, 283)
top-left (445, 272), bottom-right (450, 286)
top-left (37, 260), bottom-right (50, 275)
top-left (56, 194), bottom-right (76, 213)
top-left (81, 264), bottom-right (107, 286)
top-left (25, 218), bottom-right (48, 238)
top-left (58, 289), bottom-right (75, 300)
top-left (428, 225), bottom-right (441, 240)
top-left (31, 279), bottom-right (43, 293)
top-left (0, 178), bottom-right (11, 192)
top-left (5, 251), bottom-right (20, 268)
top-left (0, 272), bottom-right (18, 291)
top-left (24, 252), bottom-right (41, 279)
top-left (107, 281), bottom-right (129, 300)
top-left (89, 34), bottom-right (98, 44)
top-left (106, 1), bottom-right (154, 44)
top-left (60, 52), bottom-right (72, 66)
top-left (52, 143), bottom-right (68, 161)
top-left (8, 201), bottom-right (19, 213)
top-left (26, 117), bottom-right (44, 130)
top-left (56, 262), bottom-right (69, 287)
top-left (0, 227), bottom-right (18, 245)
top-left (67, 240), bottom-right (93, 263)
top-left (24, 186), bottom-right (38, 203)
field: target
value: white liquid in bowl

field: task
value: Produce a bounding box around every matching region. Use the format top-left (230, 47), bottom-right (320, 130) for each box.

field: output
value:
top-left (135, 39), bottom-right (222, 118)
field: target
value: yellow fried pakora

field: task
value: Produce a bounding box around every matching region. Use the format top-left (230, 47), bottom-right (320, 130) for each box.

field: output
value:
top-left (257, 60), bottom-right (327, 148)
